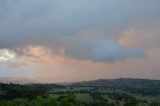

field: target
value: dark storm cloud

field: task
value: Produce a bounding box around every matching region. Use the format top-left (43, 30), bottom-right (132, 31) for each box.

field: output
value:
top-left (0, 0), bottom-right (159, 62)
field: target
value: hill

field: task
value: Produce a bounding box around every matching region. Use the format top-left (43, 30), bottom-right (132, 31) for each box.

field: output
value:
top-left (70, 78), bottom-right (160, 95)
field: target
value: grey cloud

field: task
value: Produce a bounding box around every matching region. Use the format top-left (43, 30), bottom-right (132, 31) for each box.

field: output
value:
top-left (63, 34), bottom-right (144, 62)
top-left (1, 0), bottom-right (159, 62)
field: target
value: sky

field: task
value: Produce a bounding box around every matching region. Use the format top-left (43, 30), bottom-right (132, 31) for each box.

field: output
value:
top-left (0, 0), bottom-right (160, 83)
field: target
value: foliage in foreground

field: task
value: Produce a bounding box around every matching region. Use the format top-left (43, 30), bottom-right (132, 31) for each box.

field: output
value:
top-left (0, 92), bottom-right (160, 106)
top-left (0, 83), bottom-right (160, 106)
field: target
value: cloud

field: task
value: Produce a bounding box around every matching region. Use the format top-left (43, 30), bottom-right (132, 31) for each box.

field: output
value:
top-left (119, 22), bottom-right (160, 50)
top-left (1, 0), bottom-right (160, 62)
top-left (62, 32), bottom-right (144, 62)
top-left (0, 49), bottom-right (16, 62)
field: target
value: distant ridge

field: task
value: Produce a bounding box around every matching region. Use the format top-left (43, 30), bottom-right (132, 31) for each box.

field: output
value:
top-left (0, 77), bottom-right (36, 84)
top-left (70, 78), bottom-right (160, 88)
top-left (1, 78), bottom-right (160, 95)
top-left (0, 77), bottom-right (160, 85)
